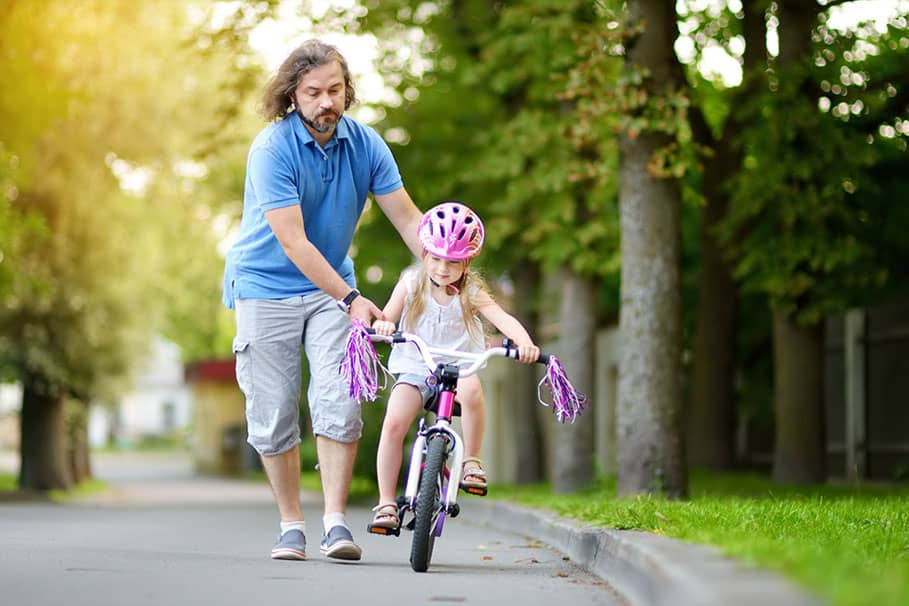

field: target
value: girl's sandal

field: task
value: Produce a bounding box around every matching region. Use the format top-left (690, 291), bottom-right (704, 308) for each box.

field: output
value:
top-left (460, 457), bottom-right (488, 496)
top-left (367, 503), bottom-right (400, 535)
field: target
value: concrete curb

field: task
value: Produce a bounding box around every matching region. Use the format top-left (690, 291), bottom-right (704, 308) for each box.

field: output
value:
top-left (469, 500), bottom-right (824, 606)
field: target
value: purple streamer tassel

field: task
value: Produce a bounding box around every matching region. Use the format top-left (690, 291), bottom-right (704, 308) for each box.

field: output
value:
top-left (339, 320), bottom-right (387, 402)
top-left (538, 356), bottom-right (588, 423)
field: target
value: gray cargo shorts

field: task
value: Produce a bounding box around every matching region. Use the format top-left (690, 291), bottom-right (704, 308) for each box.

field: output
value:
top-left (233, 293), bottom-right (362, 456)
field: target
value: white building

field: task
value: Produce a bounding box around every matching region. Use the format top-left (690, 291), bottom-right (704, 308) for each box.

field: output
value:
top-left (103, 336), bottom-right (192, 448)
top-left (0, 336), bottom-right (192, 450)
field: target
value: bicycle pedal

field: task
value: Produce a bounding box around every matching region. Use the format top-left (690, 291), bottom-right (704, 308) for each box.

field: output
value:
top-left (367, 524), bottom-right (401, 537)
top-left (461, 484), bottom-right (488, 496)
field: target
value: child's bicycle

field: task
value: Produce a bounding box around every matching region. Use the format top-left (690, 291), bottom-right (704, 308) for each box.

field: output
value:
top-left (342, 325), bottom-right (586, 573)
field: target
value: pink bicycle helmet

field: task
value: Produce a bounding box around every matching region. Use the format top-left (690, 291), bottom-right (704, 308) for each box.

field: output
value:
top-left (418, 201), bottom-right (485, 261)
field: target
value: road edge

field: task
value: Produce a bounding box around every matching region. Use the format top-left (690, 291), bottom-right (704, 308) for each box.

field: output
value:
top-left (469, 500), bottom-right (824, 606)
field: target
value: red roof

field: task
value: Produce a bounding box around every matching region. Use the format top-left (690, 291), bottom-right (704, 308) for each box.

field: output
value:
top-left (184, 359), bottom-right (236, 383)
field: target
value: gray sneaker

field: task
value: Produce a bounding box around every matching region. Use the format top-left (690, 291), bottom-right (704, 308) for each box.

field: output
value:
top-left (320, 525), bottom-right (362, 561)
top-left (271, 529), bottom-right (307, 560)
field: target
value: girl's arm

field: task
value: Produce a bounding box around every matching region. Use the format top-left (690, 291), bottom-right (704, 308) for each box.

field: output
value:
top-left (475, 291), bottom-right (540, 364)
top-left (372, 278), bottom-right (409, 336)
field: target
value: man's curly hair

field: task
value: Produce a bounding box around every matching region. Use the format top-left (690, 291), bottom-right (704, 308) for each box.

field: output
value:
top-left (259, 39), bottom-right (357, 122)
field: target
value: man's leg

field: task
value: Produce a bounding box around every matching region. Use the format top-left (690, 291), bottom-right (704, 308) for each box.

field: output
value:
top-left (316, 436), bottom-right (357, 515)
top-left (301, 292), bottom-right (363, 560)
top-left (261, 445), bottom-right (304, 522)
top-left (234, 297), bottom-right (307, 560)
top-left (315, 435), bottom-right (362, 560)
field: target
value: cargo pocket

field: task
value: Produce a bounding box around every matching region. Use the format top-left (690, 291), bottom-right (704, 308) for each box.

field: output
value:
top-left (232, 338), bottom-right (252, 398)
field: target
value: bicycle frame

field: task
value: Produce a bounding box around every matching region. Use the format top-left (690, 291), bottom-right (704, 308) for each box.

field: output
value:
top-left (402, 365), bottom-right (467, 524)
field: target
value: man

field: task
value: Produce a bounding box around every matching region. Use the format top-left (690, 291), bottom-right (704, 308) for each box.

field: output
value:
top-left (222, 39), bottom-right (422, 562)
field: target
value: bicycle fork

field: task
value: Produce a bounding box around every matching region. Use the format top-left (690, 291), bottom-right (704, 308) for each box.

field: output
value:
top-left (403, 419), bottom-right (465, 531)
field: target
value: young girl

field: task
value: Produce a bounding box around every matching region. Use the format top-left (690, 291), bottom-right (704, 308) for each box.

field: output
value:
top-left (369, 201), bottom-right (540, 530)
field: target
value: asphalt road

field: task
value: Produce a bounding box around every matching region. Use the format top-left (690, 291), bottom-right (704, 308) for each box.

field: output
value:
top-left (0, 452), bottom-right (627, 606)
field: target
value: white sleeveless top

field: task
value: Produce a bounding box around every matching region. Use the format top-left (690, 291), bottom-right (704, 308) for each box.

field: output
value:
top-left (388, 267), bottom-right (485, 375)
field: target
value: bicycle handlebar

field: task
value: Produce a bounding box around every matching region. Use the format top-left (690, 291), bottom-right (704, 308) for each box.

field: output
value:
top-left (363, 327), bottom-right (550, 378)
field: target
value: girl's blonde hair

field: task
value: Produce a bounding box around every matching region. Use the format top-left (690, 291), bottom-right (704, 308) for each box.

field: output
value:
top-left (402, 259), bottom-right (490, 343)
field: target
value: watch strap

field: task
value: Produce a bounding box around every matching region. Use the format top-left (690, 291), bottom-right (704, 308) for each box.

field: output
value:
top-left (342, 289), bottom-right (361, 307)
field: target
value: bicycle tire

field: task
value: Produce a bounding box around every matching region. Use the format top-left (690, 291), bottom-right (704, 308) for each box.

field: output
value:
top-left (410, 434), bottom-right (447, 572)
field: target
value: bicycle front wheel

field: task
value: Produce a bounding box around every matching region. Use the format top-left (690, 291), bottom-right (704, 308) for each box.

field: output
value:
top-left (410, 434), bottom-right (447, 572)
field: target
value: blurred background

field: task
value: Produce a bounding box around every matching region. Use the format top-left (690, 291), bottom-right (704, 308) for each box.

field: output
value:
top-left (1, 0), bottom-right (908, 501)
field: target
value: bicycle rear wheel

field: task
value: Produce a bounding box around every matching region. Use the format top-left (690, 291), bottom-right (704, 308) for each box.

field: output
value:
top-left (410, 434), bottom-right (447, 572)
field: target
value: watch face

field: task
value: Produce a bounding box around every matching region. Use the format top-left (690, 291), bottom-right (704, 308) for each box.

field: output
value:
top-left (336, 300), bottom-right (349, 313)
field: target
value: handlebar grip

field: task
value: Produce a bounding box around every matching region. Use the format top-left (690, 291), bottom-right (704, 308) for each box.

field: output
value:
top-left (363, 327), bottom-right (376, 335)
top-left (536, 353), bottom-right (550, 365)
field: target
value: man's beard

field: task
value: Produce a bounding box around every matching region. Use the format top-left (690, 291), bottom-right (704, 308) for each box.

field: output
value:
top-left (298, 108), bottom-right (339, 134)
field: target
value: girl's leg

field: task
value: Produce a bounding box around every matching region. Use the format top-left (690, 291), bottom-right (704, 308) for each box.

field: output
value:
top-left (375, 384), bottom-right (424, 506)
top-left (457, 375), bottom-right (486, 462)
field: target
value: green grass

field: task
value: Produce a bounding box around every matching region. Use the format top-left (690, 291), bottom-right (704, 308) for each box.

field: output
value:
top-left (0, 472), bottom-right (108, 501)
top-left (494, 471), bottom-right (909, 606)
top-left (47, 478), bottom-right (109, 502)
top-left (0, 472), bottom-right (16, 492)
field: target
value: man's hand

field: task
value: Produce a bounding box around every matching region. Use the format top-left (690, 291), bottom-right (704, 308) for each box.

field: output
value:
top-left (372, 319), bottom-right (396, 336)
top-left (349, 296), bottom-right (384, 325)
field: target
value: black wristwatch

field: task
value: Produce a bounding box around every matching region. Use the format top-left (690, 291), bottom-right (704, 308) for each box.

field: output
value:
top-left (335, 289), bottom-right (361, 313)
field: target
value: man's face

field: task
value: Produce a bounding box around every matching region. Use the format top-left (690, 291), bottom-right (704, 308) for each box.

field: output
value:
top-left (292, 61), bottom-right (346, 135)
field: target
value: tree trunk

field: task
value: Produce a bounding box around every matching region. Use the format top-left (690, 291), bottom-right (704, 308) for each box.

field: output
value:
top-left (617, 0), bottom-right (686, 498)
top-left (769, 0), bottom-right (825, 484)
top-left (552, 268), bottom-right (596, 493)
top-left (771, 312), bottom-right (825, 482)
top-left (66, 398), bottom-right (93, 484)
top-left (508, 261), bottom-right (545, 483)
top-left (686, 192), bottom-right (737, 470)
top-left (19, 381), bottom-right (73, 491)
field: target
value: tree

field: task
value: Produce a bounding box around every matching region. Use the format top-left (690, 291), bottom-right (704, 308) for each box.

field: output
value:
top-left (718, 1), bottom-right (909, 482)
top-left (0, 0), bottom-right (268, 489)
top-left (353, 0), bottom-right (618, 488)
top-left (615, 0), bottom-right (688, 497)
top-left (683, 0), bottom-right (766, 471)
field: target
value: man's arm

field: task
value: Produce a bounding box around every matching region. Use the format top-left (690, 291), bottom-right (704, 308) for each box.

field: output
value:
top-left (373, 187), bottom-right (423, 258)
top-left (265, 205), bottom-right (384, 323)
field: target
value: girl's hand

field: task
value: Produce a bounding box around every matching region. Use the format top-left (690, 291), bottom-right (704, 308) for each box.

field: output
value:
top-left (517, 343), bottom-right (541, 364)
top-left (372, 319), bottom-right (396, 336)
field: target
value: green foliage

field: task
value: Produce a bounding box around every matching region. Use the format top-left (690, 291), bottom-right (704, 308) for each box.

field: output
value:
top-left (348, 0), bottom-right (623, 298)
top-left (497, 471), bottom-right (909, 606)
top-left (0, 0), bottom-right (266, 405)
top-left (719, 13), bottom-right (909, 324)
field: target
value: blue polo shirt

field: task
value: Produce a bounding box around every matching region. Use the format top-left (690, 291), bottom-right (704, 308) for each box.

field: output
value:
top-left (222, 113), bottom-right (403, 308)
